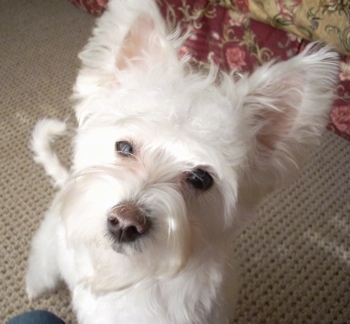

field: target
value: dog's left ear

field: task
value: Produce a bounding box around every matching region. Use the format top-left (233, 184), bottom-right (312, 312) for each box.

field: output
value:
top-left (237, 44), bottom-right (339, 197)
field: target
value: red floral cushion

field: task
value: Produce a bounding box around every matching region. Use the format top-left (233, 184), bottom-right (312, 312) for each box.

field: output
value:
top-left (68, 0), bottom-right (350, 141)
top-left (68, 0), bottom-right (106, 16)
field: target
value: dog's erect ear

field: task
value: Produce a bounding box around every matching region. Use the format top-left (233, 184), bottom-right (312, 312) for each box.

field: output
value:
top-left (237, 44), bottom-right (339, 199)
top-left (78, 13), bottom-right (166, 76)
top-left (73, 2), bottom-right (177, 124)
top-left (116, 14), bottom-right (163, 71)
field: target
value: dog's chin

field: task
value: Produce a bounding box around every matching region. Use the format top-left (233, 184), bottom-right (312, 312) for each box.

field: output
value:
top-left (86, 233), bottom-right (191, 294)
top-left (109, 236), bottom-right (148, 255)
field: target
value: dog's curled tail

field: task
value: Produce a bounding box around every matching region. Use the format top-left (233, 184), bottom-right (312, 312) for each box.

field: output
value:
top-left (31, 118), bottom-right (69, 188)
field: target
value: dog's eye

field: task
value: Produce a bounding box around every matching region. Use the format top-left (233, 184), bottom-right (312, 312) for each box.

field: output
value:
top-left (186, 168), bottom-right (213, 191)
top-left (116, 141), bottom-right (133, 157)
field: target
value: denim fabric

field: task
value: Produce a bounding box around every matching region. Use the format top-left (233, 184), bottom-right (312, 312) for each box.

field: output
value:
top-left (8, 310), bottom-right (65, 324)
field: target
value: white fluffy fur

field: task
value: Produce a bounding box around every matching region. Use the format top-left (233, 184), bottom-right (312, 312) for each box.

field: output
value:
top-left (26, 0), bottom-right (339, 323)
top-left (31, 118), bottom-right (69, 187)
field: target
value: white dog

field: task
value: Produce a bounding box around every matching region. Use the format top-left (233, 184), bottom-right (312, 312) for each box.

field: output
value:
top-left (25, 0), bottom-right (339, 323)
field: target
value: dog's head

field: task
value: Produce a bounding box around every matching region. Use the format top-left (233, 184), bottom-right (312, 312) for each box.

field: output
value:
top-left (56, 1), bottom-right (338, 291)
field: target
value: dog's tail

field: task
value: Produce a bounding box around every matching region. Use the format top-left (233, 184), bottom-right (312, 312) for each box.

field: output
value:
top-left (31, 118), bottom-right (69, 188)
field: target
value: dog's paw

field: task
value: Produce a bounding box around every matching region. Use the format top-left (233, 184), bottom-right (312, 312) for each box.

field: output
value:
top-left (25, 267), bottom-right (58, 301)
top-left (25, 279), bottom-right (45, 301)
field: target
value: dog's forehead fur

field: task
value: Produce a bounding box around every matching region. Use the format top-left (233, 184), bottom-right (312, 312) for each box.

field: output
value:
top-left (73, 66), bottom-right (247, 180)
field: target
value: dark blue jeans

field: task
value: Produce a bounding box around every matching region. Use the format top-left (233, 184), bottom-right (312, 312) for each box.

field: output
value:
top-left (8, 310), bottom-right (65, 324)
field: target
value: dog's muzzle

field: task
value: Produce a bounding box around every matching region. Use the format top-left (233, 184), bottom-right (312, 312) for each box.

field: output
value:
top-left (107, 203), bottom-right (150, 243)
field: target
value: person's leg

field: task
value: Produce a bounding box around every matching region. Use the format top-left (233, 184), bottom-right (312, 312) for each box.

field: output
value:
top-left (7, 310), bottom-right (65, 324)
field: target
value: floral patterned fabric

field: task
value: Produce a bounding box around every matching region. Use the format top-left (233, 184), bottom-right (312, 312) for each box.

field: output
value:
top-left (68, 0), bottom-right (350, 141)
top-left (68, 0), bottom-right (107, 16)
top-left (246, 0), bottom-right (350, 57)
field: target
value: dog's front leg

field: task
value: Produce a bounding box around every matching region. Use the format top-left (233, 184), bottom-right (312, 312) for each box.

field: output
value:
top-left (25, 209), bottom-right (61, 300)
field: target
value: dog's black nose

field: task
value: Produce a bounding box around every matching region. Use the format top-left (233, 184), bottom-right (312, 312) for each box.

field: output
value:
top-left (107, 203), bottom-right (150, 243)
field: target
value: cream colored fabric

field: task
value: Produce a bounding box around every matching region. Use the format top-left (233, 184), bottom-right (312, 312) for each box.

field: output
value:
top-left (248, 0), bottom-right (350, 56)
top-left (218, 0), bottom-right (350, 56)
top-left (1, 1), bottom-right (349, 323)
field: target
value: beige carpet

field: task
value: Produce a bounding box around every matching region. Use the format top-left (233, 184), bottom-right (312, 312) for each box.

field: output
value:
top-left (1, 1), bottom-right (349, 323)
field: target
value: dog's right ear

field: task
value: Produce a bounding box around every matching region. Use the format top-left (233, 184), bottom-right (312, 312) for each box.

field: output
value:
top-left (73, 2), bottom-right (171, 95)
top-left (72, 2), bottom-right (177, 124)
top-left (115, 14), bottom-right (165, 71)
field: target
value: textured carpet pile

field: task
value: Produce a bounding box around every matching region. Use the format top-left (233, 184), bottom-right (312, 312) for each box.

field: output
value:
top-left (1, 1), bottom-right (349, 323)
